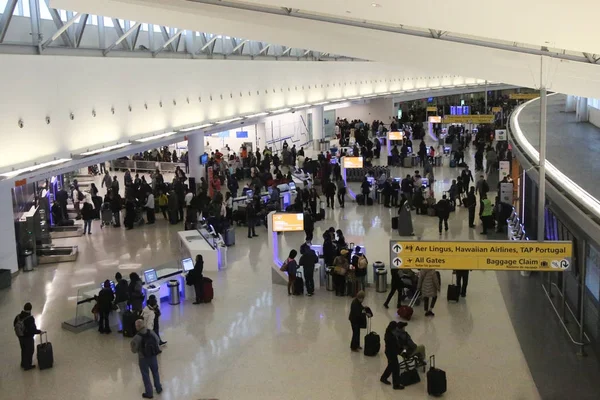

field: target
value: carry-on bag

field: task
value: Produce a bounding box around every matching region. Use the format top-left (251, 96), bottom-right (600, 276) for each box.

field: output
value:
top-left (403, 156), bottom-right (412, 168)
top-left (447, 273), bottom-right (460, 302)
top-left (363, 317), bottom-right (380, 356)
top-left (400, 368), bottom-right (421, 386)
top-left (37, 332), bottom-right (54, 370)
top-left (203, 277), bottom-right (214, 303)
top-left (294, 272), bottom-right (304, 296)
top-left (427, 355), bottom-right (447, 396)
top-left (356, 194), bottom-right (365, 204)
top-left (122, 310), bottom-right (138, 337)
top-left (392, 216), bottom-right (399, 230)
top-left (224, 227), bottom-right (235, 246)
top-left (397, 290), bottom-right (420, 321)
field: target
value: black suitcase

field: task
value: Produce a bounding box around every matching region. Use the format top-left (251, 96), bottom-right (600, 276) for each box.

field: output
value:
top-left (400, 368), bottom-right (421, 386)
top-left (363, 317), bottom-right (380, 356)
top-left (427, 355), bottom-right (447, 396)
top-left (346, 279), bottom-right (359, 297)
top-left (169, 210), bottom-right (178, 225)
top-left (447, 274), bottom-right (460, 302)
top-left (37, 332), bottom-right (54, 370)
top-left (356, 194), bottom-right (365, 204)
top-left (122, 310), bottom-right (138, 337)
top-left (92, 196), bottom-right (102, 219)
top-left (294, 273), bottom-right (304, 295)
top-left (392, 217), bottom-right (399, 230)
top-left (224, 227), bottom-right (235, 246)
top-left (367, 197), bottom-right (374, 206)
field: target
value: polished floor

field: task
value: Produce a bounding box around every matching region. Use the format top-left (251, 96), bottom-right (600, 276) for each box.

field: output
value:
top-left (0, 144), bottom-right (542, 400)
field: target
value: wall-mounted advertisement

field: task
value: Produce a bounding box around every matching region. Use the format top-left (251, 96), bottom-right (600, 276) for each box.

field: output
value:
top-left (496, 129), bottom-right (507, 141)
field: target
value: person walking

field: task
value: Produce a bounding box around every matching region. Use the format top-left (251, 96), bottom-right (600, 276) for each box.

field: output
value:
top-left (466, 187), bottom-right (477, 228)
top-left (101, 171), bottom-right (112, 193)
top-left (436, 195), bottom-right (451, 234)
top-left (303, 211), bottom-right (314, 244)
top-left (299, 244), bottom-right (318, 296)
top-left (13, 302), bottom-right (43, 370)
top-left (114, 272), bottom-right (129, 333)
top-left (158, 191), bottom-right (168, 220)
top-left (476, 175), bottom-right (489, 202)
top-left (131, 319), bottom-right (163, 399)
top-left (455, 270), bottom-right (470, 298)
top-left (461, 167), bottom-right (473, 194)
top-left (280, 249), bottom-right (299, 296)
top-left (380, 321), bottom-right (404, 390)
top-left (325, 179), bottom-right (336, 210)
top-left (348, 291), bottom-right (369, 352)
top-left (96, 280), bottom-right (115, 334)
top-left (418, 270), bottom-right (440, 317)
top-left (186, 255), bottom-right (205, 304)
top-left (383, 267), bottom-right (404, 309)
top-left (336, 177), bottom-right (346, 208)
top-left (81, 199), bottom-right (95, 234)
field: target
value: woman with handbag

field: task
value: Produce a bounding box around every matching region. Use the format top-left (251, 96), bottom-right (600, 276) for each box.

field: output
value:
top-left (280, 250), bottom-right (298, 296)
top-left (333, 252), bottom-right (349, 296)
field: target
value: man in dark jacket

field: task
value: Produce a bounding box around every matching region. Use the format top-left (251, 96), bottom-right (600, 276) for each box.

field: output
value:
top-left (114, 272), bottom-right (129, 333)
top-left (436, 195), bottom-right (451, 234)
top-left (110, 192), bottom-right (122, 227)
top-left (299, 243), bottom-right (319, 296)
top-left (246, 201), bottom-right (258, 238)
top-left (14, 302), bottom-right (43, 370)
top-left (461, 167), bottom-right (474, 194)
top-left (303, 212), bottom-right (314, 243)
top-left (466, 187), bottom-right (477, 228)
top-left (325, 179), bottom-right (336, 209)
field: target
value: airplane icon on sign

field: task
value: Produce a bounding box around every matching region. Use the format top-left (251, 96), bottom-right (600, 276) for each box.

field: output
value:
top-left (406, 245), bottom-right (413, 252)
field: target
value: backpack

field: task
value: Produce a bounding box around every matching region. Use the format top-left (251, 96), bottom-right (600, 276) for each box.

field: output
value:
top-left (14, 314), bottom-right (31, 337)
top-left (140, 331), bottom-right (160, 357)
top-left (358, 255), bottom-right (368, 269)
top-left (77, 190), bottom-right (84, 201)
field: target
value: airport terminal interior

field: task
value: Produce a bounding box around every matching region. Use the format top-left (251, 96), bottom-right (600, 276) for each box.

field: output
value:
top-left (2, 1), bottom-right (600, 400)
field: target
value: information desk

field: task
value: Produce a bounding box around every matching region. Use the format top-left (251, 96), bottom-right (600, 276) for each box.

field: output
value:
top-left (178, 228), bottom-right (227, 272)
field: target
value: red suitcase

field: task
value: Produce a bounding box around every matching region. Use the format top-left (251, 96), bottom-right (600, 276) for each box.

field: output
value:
top-left (398, 290), bottom-right (420, 321)
top-left (202, 277), bottom-right (214, 303)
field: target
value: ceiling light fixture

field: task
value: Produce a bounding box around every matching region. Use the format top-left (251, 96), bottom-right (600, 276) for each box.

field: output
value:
top-left (292, 104), bottom-right (311, 109)
top-left (0, 158), bottom-right (72, 179)
top-left (180, 123), bottom-right (214, 132)
top-left (80, 143), bottom-right (131, 156)
top-left (363, 94), bottom-right (377, 98)
top-left (348, 96), bottom-right (363, 100)
top-left (135, 131), bottom-right (177, 143)
top-left (270, 108), bottom-right (291, 114)
top-left (313, 101), bottom-right (330, 106)
top-left (216, 117), bottom-right (243, 124)
top-left (245, 112), bottom-right (269, 118)
top-left (371, 3), bottom-right (382, 7)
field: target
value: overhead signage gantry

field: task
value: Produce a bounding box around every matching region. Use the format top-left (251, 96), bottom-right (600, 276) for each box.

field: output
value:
top-left (389, 240), bottom-right (572, 271)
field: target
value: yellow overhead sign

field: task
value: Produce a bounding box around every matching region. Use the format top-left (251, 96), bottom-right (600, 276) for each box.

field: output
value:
top-left (426, 106), bottom-right (438, 112)
top-left (492, 107), bottom-right (503, 113)
top-left (509, 93), bottom-right (539, 100)
top-left (442, 115), bottom-right (495, 124)
top-left (389, 240), bottom-right (572, 272)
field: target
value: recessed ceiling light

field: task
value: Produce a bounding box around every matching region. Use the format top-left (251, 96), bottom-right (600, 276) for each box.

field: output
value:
top-left (371, 3), bottom-right (382, 7)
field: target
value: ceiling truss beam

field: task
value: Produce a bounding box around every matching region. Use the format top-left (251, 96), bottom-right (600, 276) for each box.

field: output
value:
top-left (0, 0), bottom-right (18, 44)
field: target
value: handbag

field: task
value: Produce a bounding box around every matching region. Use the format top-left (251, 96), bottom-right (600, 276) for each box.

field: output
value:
top-left (334, 266), bottom-right (347, 276)
top-left (280, 261), bottom-right (289, 272)
top-left (400, 368), bottom-right (421, 386)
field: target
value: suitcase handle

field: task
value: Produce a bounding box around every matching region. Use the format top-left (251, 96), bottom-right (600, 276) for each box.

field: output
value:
top-left (429, 355), bottom-right (435, 369)
top-left (38, 331), bottom-right (48, 344)
top-left (408, 290), bottom-right (420, 307)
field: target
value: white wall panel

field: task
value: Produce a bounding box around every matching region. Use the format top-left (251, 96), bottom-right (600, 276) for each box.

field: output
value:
top-left (334, 98), bottom-right (395, 126)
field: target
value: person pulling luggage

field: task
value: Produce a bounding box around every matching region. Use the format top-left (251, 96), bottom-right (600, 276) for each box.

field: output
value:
top-left (380, 321), bottom-right (405, 390)
top-left (13, 302), bottom-right (44, 370)
top-left (348, 291), bottom-right (371, 352)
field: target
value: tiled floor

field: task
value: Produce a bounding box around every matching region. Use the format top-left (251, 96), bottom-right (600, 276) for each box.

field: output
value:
top-left (0, 143), bottom-right (541, 400)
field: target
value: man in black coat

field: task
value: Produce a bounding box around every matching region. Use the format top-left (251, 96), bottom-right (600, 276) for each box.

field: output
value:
top-left (14, 302), bottom-right (43, 370)
top-left (303, 212), bottom-right (314, 243)
top-left (436, 195), bottom-right (451, 234)
top-left (299, 244), bottom-right (319, 296)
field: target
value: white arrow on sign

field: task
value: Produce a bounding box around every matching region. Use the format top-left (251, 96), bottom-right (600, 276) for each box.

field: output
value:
top-left (393, 257), bottom-right (403, 267)
top-left (392, 243), bottom-right (403, 253)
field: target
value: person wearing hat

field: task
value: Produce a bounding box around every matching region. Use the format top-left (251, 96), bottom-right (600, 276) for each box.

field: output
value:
top-left (13, 302), bottom-right (44, 370)
top-left (380, 321), bottom-right (405, 390)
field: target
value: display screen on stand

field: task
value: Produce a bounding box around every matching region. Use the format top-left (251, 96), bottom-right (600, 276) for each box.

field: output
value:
top-left (343, 157), bottom-right (363, 169)
top-left (272, 213), bottom-right (305, 232)
top-left (389, 131), bottom-right (404, 140)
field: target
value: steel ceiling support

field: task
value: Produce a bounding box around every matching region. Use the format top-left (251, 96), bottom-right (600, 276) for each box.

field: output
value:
top-left (0, 0), bottom-right (18, 44)
top-left (153, 30), bottom-right (182, 56)
top-left (184, 30), bottom-right (195, 57)
top-left (259, 43), bottom-right (271, 55)
top-left (111, 18), bottom-right (131, 51)
top-left (282, 46), bottom-right (291, 56)
top-left (28, 0), bottom-right (42, 47)
top-left (74, 14), bottom-right (89, 48)
top-left (232, 39), bottom-right (247, 54)
top-left (43, 0), bottom-right (74, 47)
top-left (42, 12), bottom-right (82, 49)
top-left (130, 23), bottom-right (142, 50)
top-left (201, 35), bottom-right (217, 54)
top-left (103, 21), bottom-right (141, 55)
top-left (583, 52), bottom-right (598, 64)
top-left (147, 23), bottom-right (155, 51)
top-left (97, 14), bottom-right (105, 49)
top-left (159, 26), bottom-right (176, 52)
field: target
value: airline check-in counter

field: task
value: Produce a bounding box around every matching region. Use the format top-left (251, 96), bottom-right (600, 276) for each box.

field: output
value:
top-left (178, 224), bottom-right (227, 272)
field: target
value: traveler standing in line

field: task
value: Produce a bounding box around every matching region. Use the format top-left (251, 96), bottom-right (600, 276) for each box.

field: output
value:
top-left (333, 252), bottom-right (349, 296)
top-left (96, 280), bottom-right (115, 334)
top-left (384, 267), bottom-right (404, 309)
top-left (128, 273), bottom-right (145, 312)
top-left (351, 246), bottom-right (368, 291)
top-left (131, 319), bottom-right (163, 399)
top-left (348, 291), bottom-right (368, 352)
top-left (246, 201), bottom-right (258, 238)
top-left (114, 272), bottom-right (129, 333)
top-left (13, 302), bottom-right (43, 370)
top-left (436, 195), bottom-right (451, 234)
top-left (281, 249), bottom-right (298, 296)
top-left (110, 191), bottom-right (122, 227)
top-left (380, 321), bottom-right (404, 390)
top-left (111, 176), bottom-right (120, 195)
top-left (158, 190), bottom-right (168, 220)
top-left (466, 187), bottom-right (477, 228)
top-left (479, 194), bottom-right (494, 235)
top-left (299, 244), bottom-right (318, 296)
top-left (72, 185), bottom-right (82, 220)
top-left (186, 255), bottom-right (204, 304)
top-left (101, 171), bottom-right (112, 192)
top-left (145, 192), bottom-right (155, 224)
top-left (454, 270), bottom-right (470, 298)
top-left (418, 270), bottom-right (440, 317)
top-left (361, 177), bottom-right (371, 205)
top-left (81, 199), bottom-right (95, 235)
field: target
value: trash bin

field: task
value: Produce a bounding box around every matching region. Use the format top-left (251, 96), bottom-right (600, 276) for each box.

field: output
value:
top-left (325, 267), bottom-right (334, 291)
top-left (167, 280), bottom-right (180, 305)
top-left (372, 261), bottom-right (384, 285)
top-left (23, 250), bottom-right (34, 272)
top-left (375, 268), bottom-right (388, 293)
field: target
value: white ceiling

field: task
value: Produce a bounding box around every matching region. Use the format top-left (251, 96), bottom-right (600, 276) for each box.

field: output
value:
top-left (51, 0), bottom-right (600, 98)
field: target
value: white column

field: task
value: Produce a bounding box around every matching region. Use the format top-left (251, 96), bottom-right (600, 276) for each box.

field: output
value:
top-left (187, 131), bottom-right (205, 181)
top-left (576, 97), bottom-right (589, 122)
top-left (0, 187), bottom-right (18, 273)
top-left (565, 95), bottom-right (576, 112)
top-left (311, 105), bottom-right (324, 148)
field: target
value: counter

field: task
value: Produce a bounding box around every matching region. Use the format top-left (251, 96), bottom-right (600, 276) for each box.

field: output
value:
top-left (178, 229), bottom-right (227, 271)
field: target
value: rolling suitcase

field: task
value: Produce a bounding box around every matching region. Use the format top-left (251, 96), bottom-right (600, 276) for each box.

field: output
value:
top-left (356, 194), bottom-right (365, 204)
top-left (400, 368), bottom-right (421, 386)
top-left (224, 227), bottom-right (235, 246)
top-left (203, 277), bottom-right (214, 303)
top-left (427, 355), bottom-right (447, 396)
top-left (397, 290), bottom-right (419, 321)
top-left (392, 217), bottom-right (399, 230)
top-left (346, 278), bottom-right (359, 297)
top-left (363, 317), bottom-right (380, 356)
top-left (122, 310), bottom-right (138, 337)
top-left (294, 273), bottom-right (304, 296)
top-left (367, 197), bottom-right (374, 206)
top-left (37, 332), bottom-right (54, 370)
top-left (449, 159), bottom-right (456, 168)
top-left (447, 274), bottom-right (460, 302)
top-left (403, 156), bottom-right (412, 168)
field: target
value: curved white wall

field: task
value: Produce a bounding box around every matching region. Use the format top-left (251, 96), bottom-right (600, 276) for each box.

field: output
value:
top-left (0, 54), bottom-right (475, 170)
